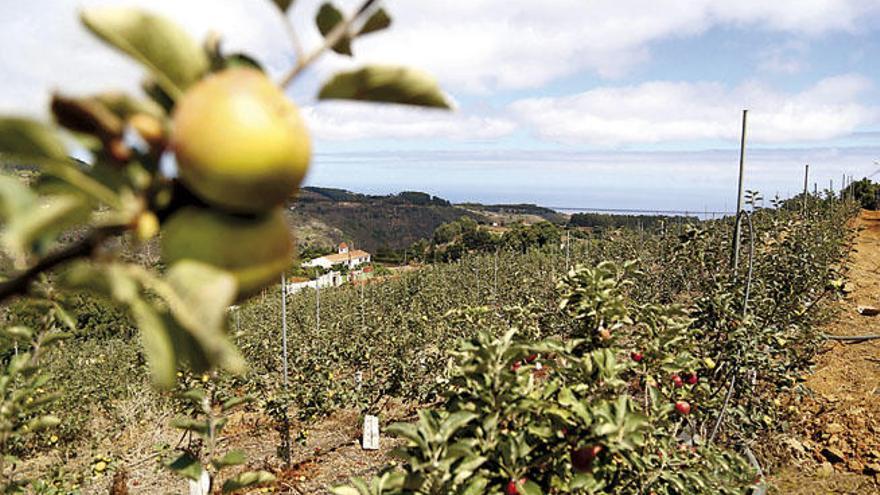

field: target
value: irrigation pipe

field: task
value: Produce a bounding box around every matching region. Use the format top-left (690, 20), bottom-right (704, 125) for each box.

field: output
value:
top-left (744, 446), bottom-right (768, 495)
top-left (824, 334), bottom-right (880, 342)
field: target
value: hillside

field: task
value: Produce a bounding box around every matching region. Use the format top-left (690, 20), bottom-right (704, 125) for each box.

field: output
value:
top-left (287, 188), bottom-right (580, 253)
top-left (458, 202), bottom-right (569, 225)
top-left (287, 187), bottom-right (486, 252)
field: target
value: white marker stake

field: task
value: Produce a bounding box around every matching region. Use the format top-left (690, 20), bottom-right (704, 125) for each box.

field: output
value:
top-left (189, 470), bottom-right (210, 495)
top-left (363, 414), bottom-right (380, 450)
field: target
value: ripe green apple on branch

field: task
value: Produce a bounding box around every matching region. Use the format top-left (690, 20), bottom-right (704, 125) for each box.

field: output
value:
top-left (0, 0), bottom-right (451, 389)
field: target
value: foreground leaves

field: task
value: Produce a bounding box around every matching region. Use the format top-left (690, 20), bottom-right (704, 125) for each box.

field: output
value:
top-left (319, 66), bottom-right (451, 109)
top-left (62, 261), bottom-right (245, 387)
top-left (80, 7), bottom-right (209, 99)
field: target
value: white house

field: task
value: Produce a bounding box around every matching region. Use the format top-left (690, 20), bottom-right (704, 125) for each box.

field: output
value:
top-left (302, 242), bottom-right (371, 270)
top-left (287, 271), bottom-right (346, 294)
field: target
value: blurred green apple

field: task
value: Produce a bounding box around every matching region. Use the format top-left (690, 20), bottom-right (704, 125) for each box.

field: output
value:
top-left (171, 68), bottom-right (311, 213)
top-left (161, 206), bottom-right (292, 297)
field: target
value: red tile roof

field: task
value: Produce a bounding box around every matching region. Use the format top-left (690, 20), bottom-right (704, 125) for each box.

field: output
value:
top-left (322, 249), bottom-right (370, 263)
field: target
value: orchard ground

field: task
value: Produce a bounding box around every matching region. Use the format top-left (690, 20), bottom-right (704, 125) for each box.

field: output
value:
top-left (17, 207), bottom-right (877, 494)
top-left (770, 209), bottom-right (880, 493)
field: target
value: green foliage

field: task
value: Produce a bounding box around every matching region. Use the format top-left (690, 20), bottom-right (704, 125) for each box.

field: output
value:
top-left (0, 294), bottom-right (70, 491)
top-left (843, 178), bottom-right (880, 210)
top-left (337, 281), bottom-right (754, 494)
top-left (80, 7), bottom-right (209, 99)
top-left (568, 213), bottom-right (698, 232)
top-left (165, 385), bottom-right (274, 493)
top-left (316, 3), bottom-right (353, 55)
top-left (319, 66), bottom-right (451, 109)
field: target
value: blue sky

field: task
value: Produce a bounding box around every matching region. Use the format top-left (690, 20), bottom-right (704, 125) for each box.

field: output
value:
top-left (3, 0), bottom-right (880, 211)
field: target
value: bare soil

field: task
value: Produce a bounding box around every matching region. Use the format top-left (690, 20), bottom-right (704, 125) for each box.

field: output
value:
top-left (770, 210), bottom-right (880, 494)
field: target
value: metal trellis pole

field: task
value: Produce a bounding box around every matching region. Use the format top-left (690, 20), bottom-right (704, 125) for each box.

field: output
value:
top-left (802, 164), bottom-right (809, 214)
top-left (731, 109), bottom-right (748, 270)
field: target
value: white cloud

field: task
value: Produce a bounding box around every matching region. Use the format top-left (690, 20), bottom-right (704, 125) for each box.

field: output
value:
top-left (509, 75), bottom-right (877, 146)
top-left (756, 40), bottom-right (809, 75)
top-left (2, 0), bottom-right (878, 145)
top-left (302, 102), bottom-right (515, 140)
top-left (0, 0), bottom-right (291, 117)
top-left (303, 0), bottom-right (880, 92)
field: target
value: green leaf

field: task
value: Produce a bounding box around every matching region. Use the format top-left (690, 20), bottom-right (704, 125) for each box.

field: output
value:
top-left (319, 66), bottom-right (451, 109)
top-left (162, 261), bottom-right (246, 374)
top-left (221, 396), bottom-right (252, 412)
top-left (180, 388), bottom-right (207, 406)
top-left (25, 415), bottom-right (61, 432)
top-left (3, 194), bottom-right (89, 266)
top-left (166, 452), bottom-right (203, 481)
top-left (37, 331), bottom-right (72, 347)
top-left (0, 175), bottom-right (37, 221)
top-left (330, 487), bottom-right (361, 495)
top-left (316, 3), bottom-right (352, 55)
top-left (80, 7), bottom-right (209, 99)
top-left (2, 155), bottom-right (121, 209)
top-left (170, 418), bottom-right (210, 436)
top-left (223, 53), bottom-right (265, 71)
top-left (272, 0), bottom-right (295, 12)
top-left (440, 411), bottom-right (476, 442)
top-left (51, 303), bottom-right (77, 333)
top-left (93, 92), bottom-right (165, 120)
top-left (221, 470), bottom-right (275, 493)
top-left (165, 261), bottom-right (237, 334)
top-left (130, 297), bottom-right (177, 388)
top-left (50, 94), bottom-right (124, 140)
top-left (0, 118), bottom-right (67, 160)
top-left (2, 326), bottom-right (32, 340)
top-left (358, 8), bottom-right (391, 36)
top-left (142, 79), bottom-right (175, 113)
top-left (211, 449), bottom-right (246, 469)
top-left (521, 480), bottom-right (543, 495)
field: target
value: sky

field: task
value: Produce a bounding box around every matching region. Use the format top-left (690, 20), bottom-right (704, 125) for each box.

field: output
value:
top-left (3, 0), bottom-right (880, 212)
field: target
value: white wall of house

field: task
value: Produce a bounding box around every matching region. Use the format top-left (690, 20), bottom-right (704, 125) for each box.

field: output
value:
top-left (287, 271), bottom-right (345, 294)
top-left (287, 268), bottom-right (373, 295)
top-left (301, 257), bottom-right (334, 269)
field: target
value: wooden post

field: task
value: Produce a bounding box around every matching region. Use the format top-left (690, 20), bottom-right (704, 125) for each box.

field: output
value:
top-left (802, 164), bottom-right (809, 214)
top-left (493, 248), bottom-right (498, 300)
top-left (731, 109), bottom-right (748, 270)
top-left (564, 230), bottom-right (570, 271)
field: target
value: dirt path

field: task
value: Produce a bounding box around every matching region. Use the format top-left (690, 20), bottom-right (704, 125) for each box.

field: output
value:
top-left (770, 210), bottom-right (880, 493)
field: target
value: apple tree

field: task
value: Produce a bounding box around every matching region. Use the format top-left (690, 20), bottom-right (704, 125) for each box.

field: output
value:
top-left (0, 1), bottom-right (448, 490)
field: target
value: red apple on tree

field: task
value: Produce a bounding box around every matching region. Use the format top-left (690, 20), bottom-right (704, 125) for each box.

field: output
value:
top-left (505, 478), bottom-right (526, 495)
top-left (571, 444), bottom-right (604, 472)
top-left (675, 401), bottom-right (691, 415)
